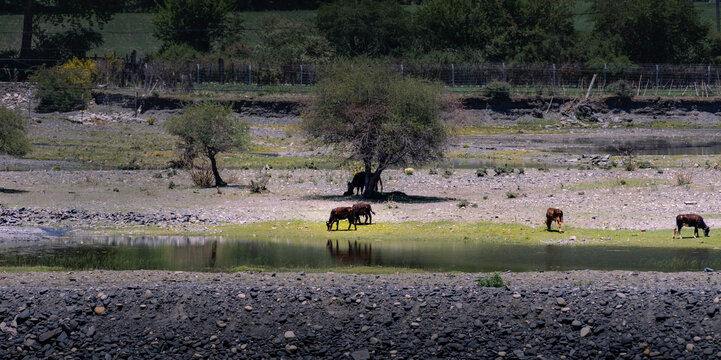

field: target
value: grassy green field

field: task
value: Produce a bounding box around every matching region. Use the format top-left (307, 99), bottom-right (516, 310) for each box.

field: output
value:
top-left (90, 219), bottom-right (721, 250)
top-left (1, 2), bottom-right (719, 59)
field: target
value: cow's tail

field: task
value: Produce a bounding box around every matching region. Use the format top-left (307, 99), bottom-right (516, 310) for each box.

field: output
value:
top-left (371, 210), bottom-right (376, 215)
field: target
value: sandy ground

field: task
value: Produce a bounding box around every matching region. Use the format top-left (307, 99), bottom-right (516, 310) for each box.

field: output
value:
top-left (2, 167), bottom-right (721, 231)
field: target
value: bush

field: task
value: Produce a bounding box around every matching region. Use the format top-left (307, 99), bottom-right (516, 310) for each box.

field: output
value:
top-left (494, 165), bottom-right (514, 176)
top-left (31, 57), bottom-right (97, 113)
top-left (457, 199), bottom-right (470, 208)
top-left (189, 162), bottom-right (214, 187)
top-left (606, 80), bottom-right (634, 99)
top-left (482, 81), bottom-right (511, 101)
top-left (478, 273), bottom-right (505, 288)
top-left (404, 168), bottom-right (415, 175)
top-left (442, 169), bottom-right (454, 178)
top-left (675, 172), bottom-right (692, 186)
top-left (0, 105), bottom-right (30, 156)
top-left (250, 171), bottom-right (271, 193)
top-left (476, 168), bottom-right (487, 177)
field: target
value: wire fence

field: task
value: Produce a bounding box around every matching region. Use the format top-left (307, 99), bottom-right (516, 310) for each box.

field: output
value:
top-left (4, 60), bottom-right (721, 98)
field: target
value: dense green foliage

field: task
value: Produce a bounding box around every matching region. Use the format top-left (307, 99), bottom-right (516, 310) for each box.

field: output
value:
top-left (30, 58), bottom-right (97, 112)
top-left (165, 102), bottom-right (250, 187)
top-left (302, 63), bottom-right (446, 197)
top-left (589, 0), bottom-right (709, 64)
top-left (255, 15), bottom-right (335, 63)
top-left (0, 105), bottom-right (30, 156)
top-left (5, 0), bottom-right (118, 59)
top-left (152, 0), bottom-right (243, 52)
top-left (482, 81), bottom-right (512, 101)
top-left (414, 0), bottom-right (576, 63)
top-left (317, 0), bottom-right (411, 57)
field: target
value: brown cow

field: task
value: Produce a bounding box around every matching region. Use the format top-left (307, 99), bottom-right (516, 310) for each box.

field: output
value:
top-left (546, 208), bottom-right (564, 232)
top-left (326, 207), bottom-right (357, 231)
top-left (352, 202), bottom-right (376, 224)
top-left (673, 213), bottom-right (710, 239)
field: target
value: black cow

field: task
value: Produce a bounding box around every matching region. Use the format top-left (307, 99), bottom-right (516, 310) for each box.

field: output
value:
top-left (343, 172), bottom-right (383, 196)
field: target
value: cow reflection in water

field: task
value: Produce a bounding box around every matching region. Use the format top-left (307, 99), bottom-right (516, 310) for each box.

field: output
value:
top-left (326, 240), bottom-right (373, 265)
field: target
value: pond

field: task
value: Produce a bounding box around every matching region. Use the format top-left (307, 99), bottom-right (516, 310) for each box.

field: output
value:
top-left (1, 235), bottom-right (720, 272)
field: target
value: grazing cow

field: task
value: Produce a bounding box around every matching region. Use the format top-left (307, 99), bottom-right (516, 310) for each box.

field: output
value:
top-left (352, 202), bottom-right (376, 224)
top-left (546, 208), bottom-right (564, 232)
top-left (326, 207), bottom-right (357, 231)
top-left (673, 214), bottom-right (710, 239)
top-left (343, 172), bottom-right (383, 196)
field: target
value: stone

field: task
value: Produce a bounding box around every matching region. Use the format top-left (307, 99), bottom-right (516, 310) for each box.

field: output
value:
top-left (369, 337), bottom-right (379, 345)
top-left (569, 236), bottom-right (577, 241)
top-left (686, 344), bottom-right (695, 352)
top-left (410, 322), bottom-right (420, 327)
top-left (244, 305), bottom-right (252, 311)
top-left (285, 344), bottom-right (297, 353)
top-left (556, 297), bottom-right (566, 306)
top-left (93, 306), bottom-right (106, 315)
top-left (620, 334), bottom-right (633, 345)
top-left (86, 326), bottom-right (96, 337)
top-left (571, 320), bottom-right (582, 329)
top-left (352, 348), bottom-right (370, 360)
top-left (38, 328), bottom-right (62, 343)
top-left (512, 293), bottom-right (521, 299)
top-left (580, 326), bottom-right (591, 337)
top-left (284, 331), bottom-right (296, 339)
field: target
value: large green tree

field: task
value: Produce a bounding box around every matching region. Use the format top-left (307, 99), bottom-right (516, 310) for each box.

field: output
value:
top-left (316, 0), bottom-right (412, 57)
top-left (414, 0), bottom-right (576, 63)
top-left (302, 63), bottom-right (447, 198)
top-left (255, 15), bottom-right (335, 64)
top-left (152, 0), bottom-right (243, 52)
top-left (165, 103), bottom-right (249, 187)
top-left (590, 0), bottom-right (708, 63)
top-left (8, 0), bottom-right (118, 59)
top-left (0, 105), bottom-right (30, 156)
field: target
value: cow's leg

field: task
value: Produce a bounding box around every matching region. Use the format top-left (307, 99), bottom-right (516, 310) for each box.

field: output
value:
top-left (558, 220), bottom-right (563, 233)
top-left (673, 227), bottom-right (678, 239)
top-left (694, 227), bottom-right (699, 238)
top-left (368, 212), bottom-right (372, 224)
top-left (335, 219), bottom-right (339, 231)
top-left (546, 218), bottom-right (552, 231)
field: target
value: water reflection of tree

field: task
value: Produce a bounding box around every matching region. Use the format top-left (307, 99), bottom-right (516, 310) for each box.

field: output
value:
top-left (326, 240), bottom-right (373, 266)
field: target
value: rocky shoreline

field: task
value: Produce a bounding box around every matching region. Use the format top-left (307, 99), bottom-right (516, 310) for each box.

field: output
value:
top-left (1, 270), bottom-right (721, 359)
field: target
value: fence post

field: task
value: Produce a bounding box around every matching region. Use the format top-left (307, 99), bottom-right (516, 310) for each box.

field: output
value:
top-left (603, 63), bottom-right (607, 90)
top-left (144, 63), bottom-right (148, 92)
top-left (218, 58), bottom-right (224, 84)
top-left (134, 91), bottom-right (138, 117)
top-left (300, 65), bottom-right (303, 86)
top-left (248, 64), bottom-right (252, 85)
top-left (400, 64), bottom-right (404, 78)
top-left (502, 62), bottom-right (506, 82)
top-left (708, 65), bottom-right (711, 86)
top-left (552, 64), bottom-right (556, 89)
top-left (451, 64), bottom-right (455, 88)
top-left (655, 64), bottom-right (659, 90)
top-left (196, 64), bottom-right (200, 84)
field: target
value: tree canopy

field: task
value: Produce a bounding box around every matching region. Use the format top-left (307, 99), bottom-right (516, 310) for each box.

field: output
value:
top-left (165, 102), bottom-right (249, 187)
top-left (7, 0), bottom-right (119, 59)
top-left (152, 0), bottom-right (243, 52)
top-left (302, 63), bottom-right (446, 197)
top-left (590, 0), bottom-right (709, 63)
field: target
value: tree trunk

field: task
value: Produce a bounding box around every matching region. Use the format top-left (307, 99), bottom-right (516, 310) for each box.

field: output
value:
top-left (208, 154), bottom-right (226, 187)
top-left (20, 0), bottom-right (33, 59)
top-left (362, 168), bottom-right (383, 198)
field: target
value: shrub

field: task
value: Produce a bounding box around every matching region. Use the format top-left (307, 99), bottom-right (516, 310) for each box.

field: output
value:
top-left (482, 81), bottom-right (511, 101)
top-left (457, 199), bottom-right (470, 208)
top-left (189, 162), bottom-right (214, 187)
top-left (31, 57), bottom-right (97, 113)
top-left (404, 168), bottom-right (415, 175)
top-left (606, 80), bottom-right (634, 99)
top-left (476, 168), bottom-right (487, 177)
top-left (494, 165), bottom-right (514, 176)
top-left (429, 168), bottom-right (438, 175)
top-left (637, 160), bottom-right (653, 169)
top-left (442, 169), bottom-right (454, 178)
top-left (675, 172), bottom-right (692, 186)
top-left (478, 273), bottom-right (505, 288)
top-left (0, 105), bottom-right (30, 156)
top-left (146, 116), bottom-right (156, 126)
top-left (250, 171), bottom-right (271, 193)
top-left (506, 191), bottom-right (518, 199)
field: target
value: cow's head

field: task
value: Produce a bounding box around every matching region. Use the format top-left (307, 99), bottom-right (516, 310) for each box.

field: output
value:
top-left (705, 227), bottom-right (711, 237)
top-left (326, 220), bottom-right (332, 231)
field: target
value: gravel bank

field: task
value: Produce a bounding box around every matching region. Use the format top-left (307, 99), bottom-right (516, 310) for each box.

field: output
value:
top-left (1, 270), bottom-right (721, 359)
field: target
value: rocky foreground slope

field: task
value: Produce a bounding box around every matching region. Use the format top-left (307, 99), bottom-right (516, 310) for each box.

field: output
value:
top-left (1, 271), bottom-right (721, 359)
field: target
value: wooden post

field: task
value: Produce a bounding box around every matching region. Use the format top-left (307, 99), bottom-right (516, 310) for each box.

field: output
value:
top-left (637, 75), bottom-right (642, 97)
top-left (585, 74), bottom-right (597, 100)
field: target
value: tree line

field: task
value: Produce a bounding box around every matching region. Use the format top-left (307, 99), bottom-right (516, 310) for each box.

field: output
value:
top-left (4, 0), bottom-right (721, 65)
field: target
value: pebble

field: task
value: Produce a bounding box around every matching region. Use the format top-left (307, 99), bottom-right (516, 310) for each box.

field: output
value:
top-left (93, 306), bottom-right (105, 315)
top-left (284, 331), bottom-right (296, 339)
top-left (556, 297), bottom-right (566, 306)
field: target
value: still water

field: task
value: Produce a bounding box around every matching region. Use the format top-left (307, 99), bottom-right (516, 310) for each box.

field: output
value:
top-left (1, 236), bottom-right (720, 272)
